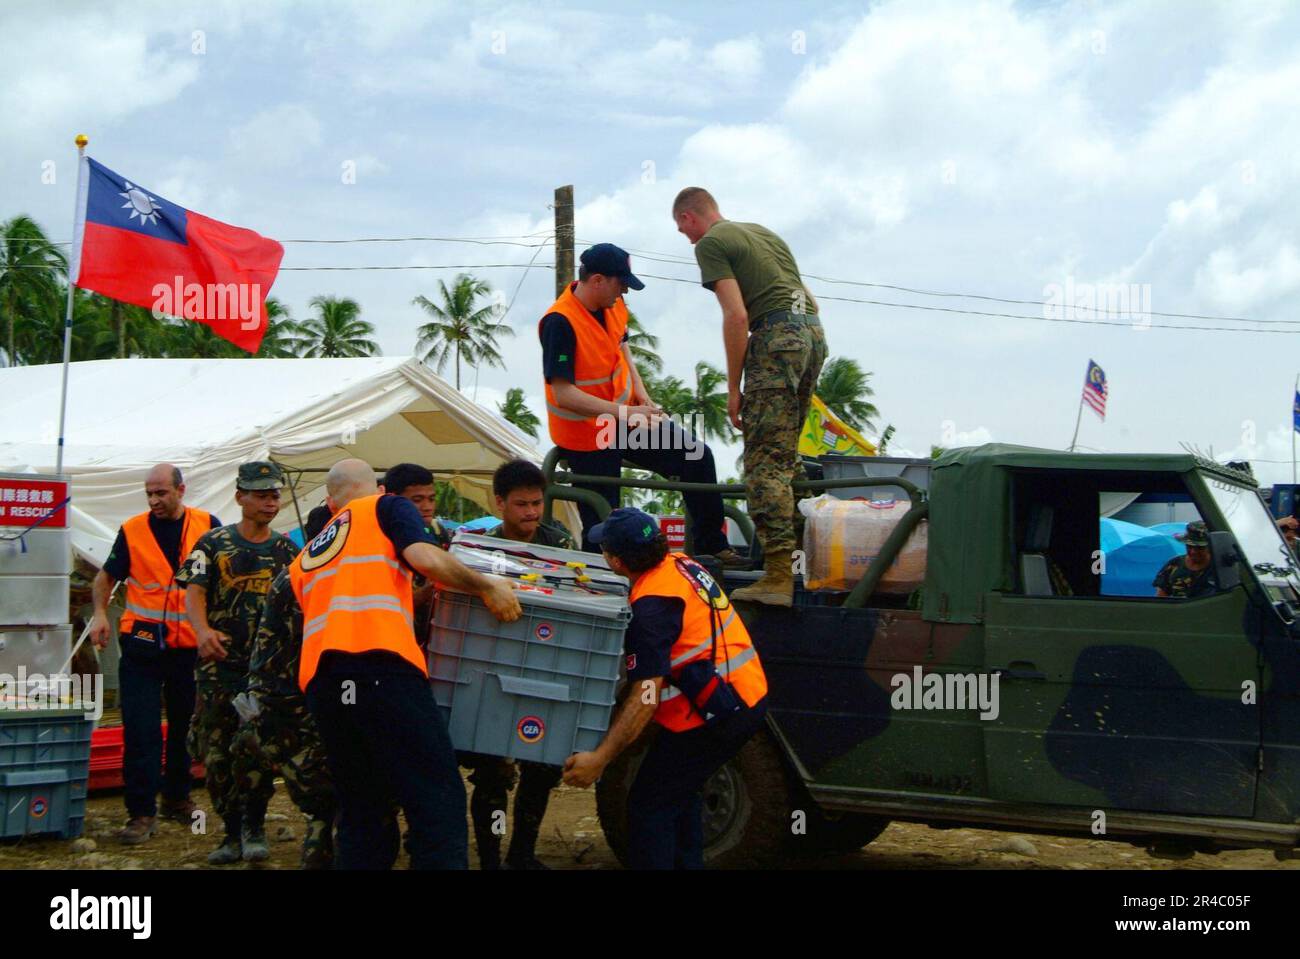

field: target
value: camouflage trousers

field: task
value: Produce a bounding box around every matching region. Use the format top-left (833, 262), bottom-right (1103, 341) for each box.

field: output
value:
top-left (460, 753), bottom-right (561, 868)
top-left (742, 314), bottom-right (828, 559)
top-left (230, 701), bottom-right (337, 825)
top-left (188, 681), bottom-right (275, 824)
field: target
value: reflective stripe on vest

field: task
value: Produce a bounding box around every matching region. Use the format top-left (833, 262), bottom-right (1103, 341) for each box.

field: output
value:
top-left (540, 283), bottom-right (632, 451)
top-left (117, 506), bottom-right (212, 650)
top-left (630, 553), bottom-right (768, 732)
top-left (289, 493), bottom-right (425, 691)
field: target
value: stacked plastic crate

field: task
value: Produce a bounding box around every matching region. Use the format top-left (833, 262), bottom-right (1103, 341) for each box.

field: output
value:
top-left (0, 473), bottom-right (91, 839)
top-left (427, 531), bottom-right (631, 766)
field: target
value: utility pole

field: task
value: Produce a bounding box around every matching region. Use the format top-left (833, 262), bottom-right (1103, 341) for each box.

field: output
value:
top-left (554, 184), bottom-right (574, 297)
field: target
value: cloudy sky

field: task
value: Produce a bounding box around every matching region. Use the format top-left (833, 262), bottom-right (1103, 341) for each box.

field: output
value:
top-left (4, 0), bottom-right (1300, 481)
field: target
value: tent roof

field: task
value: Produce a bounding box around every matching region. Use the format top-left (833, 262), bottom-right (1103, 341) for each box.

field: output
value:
top-left (0, 357), bottom-right (569, 565)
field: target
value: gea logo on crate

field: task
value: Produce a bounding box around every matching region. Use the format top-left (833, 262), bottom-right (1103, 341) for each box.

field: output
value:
top-left (30, 796), bottom-right (48, 818)
top-left (517, 716), bottom-right (545, 743)
top-left (534, 622), bottom-right (554, 641)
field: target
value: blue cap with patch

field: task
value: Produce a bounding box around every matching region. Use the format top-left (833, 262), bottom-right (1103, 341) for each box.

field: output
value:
top-left (580, 243), bottom-right (645, 291)
top-left (588, 507), bottom-right (659, 553)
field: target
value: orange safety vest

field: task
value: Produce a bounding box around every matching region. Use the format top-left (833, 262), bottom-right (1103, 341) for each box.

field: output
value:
top-left (289, 493), bottom-right (426, 691)
top-left (631, 553), bottom-right (768, 732)
top-left (540, 282), bottom-right (633, 451)
top-left (118, 507), bottom-right (212, 649)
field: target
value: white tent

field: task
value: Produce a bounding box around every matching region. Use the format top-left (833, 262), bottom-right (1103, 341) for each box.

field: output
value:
top-left (0, 356), bottom-right (573, 565)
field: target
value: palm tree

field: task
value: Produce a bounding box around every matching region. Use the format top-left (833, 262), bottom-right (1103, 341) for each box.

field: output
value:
top-left (625, 311), bottom-right (661, 377)
top-left (90, 297), bottom-right (167, 359)
top-left (255, 298), bottom-right (308, 358)
top-left (497, 387), bottom-right (540, 439)
top-left (647, 373), bottom-right (693, 418)
top-left (14, 285), bottom-right (102, 365)
top-left (162, 317), bottom-right (244, 358)
top-left (817, 357), bottom-right (880, 433)
top-left (877, 423), bottom-right (896, 454)
top-left (690, 361), bottom-right (733, 443)
top-left (412, 273), bottom-right (513, 389)
top-left (297, 295), bottom-right (378, 358)
top-left (0, 215), bottom-right (67, 366)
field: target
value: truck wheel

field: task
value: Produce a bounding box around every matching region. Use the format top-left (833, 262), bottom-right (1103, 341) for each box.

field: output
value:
top-left (595, 724), bottom-right (888, 868)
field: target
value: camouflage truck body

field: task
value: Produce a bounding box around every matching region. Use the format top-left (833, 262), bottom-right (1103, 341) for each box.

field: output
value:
top-left (586, 443), bottom-right (1300, 864)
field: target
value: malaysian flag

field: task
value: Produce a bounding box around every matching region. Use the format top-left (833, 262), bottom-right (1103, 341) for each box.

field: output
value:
top-left (1082, 359), bottom-right (1108, 420)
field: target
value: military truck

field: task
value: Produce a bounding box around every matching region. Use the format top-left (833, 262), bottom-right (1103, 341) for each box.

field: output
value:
top-left (544, 444), bottom-right (1300, 867)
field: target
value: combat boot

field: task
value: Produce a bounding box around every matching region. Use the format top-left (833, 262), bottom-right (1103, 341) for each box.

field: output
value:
top-left (300, 818), bottom-right (333, 870)
top-left (241, 798), bottom-right (270, 862)
top-left (118, 816), bottom-right (157, 845)
top-left (710, 548), bottom-right (753, 571)
top-left (730, 561), bottom-right (794, 607)
top-left (207, 817), bottom-right (243, 865)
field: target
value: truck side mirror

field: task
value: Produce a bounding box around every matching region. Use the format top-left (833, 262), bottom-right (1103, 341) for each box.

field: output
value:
top-left (1208, 531), bottom-right (1241, 591)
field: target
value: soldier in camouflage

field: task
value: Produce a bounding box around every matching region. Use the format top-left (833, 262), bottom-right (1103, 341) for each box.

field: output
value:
top-left (229, 506), bottom-right (337, 869)
top-left (1153, 520), bottom-right (1221, 598)
top-left (177, 461), bottom-right (300, 865)
top-left (674, 186), bottom-right (828, 606)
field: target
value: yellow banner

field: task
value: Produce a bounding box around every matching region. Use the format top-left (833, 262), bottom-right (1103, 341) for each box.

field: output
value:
top-left (798, 395), bottom-right (877, 458)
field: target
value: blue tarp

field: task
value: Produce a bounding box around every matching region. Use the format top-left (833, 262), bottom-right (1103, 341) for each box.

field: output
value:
top-left (1099, 518), bottom-right (1182, 596)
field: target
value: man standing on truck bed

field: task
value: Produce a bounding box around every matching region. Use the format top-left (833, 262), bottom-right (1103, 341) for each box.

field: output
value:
top-left (562, 507), bottom-right (768, 869)
top-left (673, 187), bottom-right (828, 607)
top-left (89, 464), bottom-right (220, 845)
top-left (1154, 520), bottom-right (1220, 598)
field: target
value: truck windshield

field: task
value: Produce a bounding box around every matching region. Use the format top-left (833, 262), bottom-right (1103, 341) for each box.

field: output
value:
top-left (1205, 476), bottom-right (1298, 585)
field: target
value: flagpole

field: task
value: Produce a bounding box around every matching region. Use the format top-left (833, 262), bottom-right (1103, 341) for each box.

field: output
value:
top-left (1293, 373), bottom-right (1298, 485)
top-left (55, 135), bottom-right (88, 476)
top-left (1068, 396), bottom-right (1084, 452)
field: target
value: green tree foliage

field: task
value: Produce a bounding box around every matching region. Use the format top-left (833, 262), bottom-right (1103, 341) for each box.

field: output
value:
top-left (816, 356), bottom-right (880, 433)
top-left (413, 273), bottom-right (513, 389)
top-left (297, 295), bottom-right (378, 358)
top-left (625, 310), bottom-right (661, 377)
top-left (1, 215), bottom-right (67, 366)
top-left (497, 387), bottom-right (540, 439)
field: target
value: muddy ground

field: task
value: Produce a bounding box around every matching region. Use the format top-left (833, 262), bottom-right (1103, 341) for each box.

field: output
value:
top-left (2, 774), bottom-right (1298, 871)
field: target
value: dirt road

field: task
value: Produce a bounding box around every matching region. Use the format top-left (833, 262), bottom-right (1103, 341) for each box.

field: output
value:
top-left (2, 776), bottom-right (1298, 870)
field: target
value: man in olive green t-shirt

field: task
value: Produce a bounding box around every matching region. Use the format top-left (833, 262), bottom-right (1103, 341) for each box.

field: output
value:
top-left (672, 187), bottom-right (828, 606)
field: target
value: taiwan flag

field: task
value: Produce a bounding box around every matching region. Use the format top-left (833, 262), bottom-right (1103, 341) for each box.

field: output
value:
top-left (71, 157), bottom-right (283, 353)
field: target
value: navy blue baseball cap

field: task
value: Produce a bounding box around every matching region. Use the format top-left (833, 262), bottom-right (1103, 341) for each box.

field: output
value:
top-left (588, 507), bottom-right (660, 553)
top-left (580, 243), bottom-right (645, 291)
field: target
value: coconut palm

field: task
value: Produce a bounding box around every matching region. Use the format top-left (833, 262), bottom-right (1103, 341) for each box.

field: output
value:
top-left (88, 297), bottom-right (170, 359)
top-left (816, 357), bottom-right (880, 433)
top-left (413, 273), bottom-right (513, 389)
top-left (297, 295), bottom-right (378, 358)
top-left (14, 286), bottom-right (103, 365)
top-left (647, 373), bottom-right (693, 418)
top-left (690, 361), bottom-right (733, 443)
top-left (497, 387), bottom-right (540, 439)
top-left (625, 310), bottom-right (661, 377)
top-left (0, 215), bottom-right (67, 366)
top-left (255, 298), bottom-right (308, 358)
top-left (162, 317), bottom-right (244, 358)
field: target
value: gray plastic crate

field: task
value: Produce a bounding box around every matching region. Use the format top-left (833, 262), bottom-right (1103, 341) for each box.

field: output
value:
top-left (428, 586), bottom-right (630, 766)
top-left (0, 710), bottom-right (92, 839)
top-left (818, 455), bottom-right (931, 502)
top-left (0, 626), bottom-right (72, 678)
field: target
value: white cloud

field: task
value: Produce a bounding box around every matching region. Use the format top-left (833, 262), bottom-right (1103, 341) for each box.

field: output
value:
top-left (228, 104), bottom-right (323, 167)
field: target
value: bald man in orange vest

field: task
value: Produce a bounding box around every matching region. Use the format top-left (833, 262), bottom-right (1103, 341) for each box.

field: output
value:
top-left (290, 458), bottom-right (521, 869)
top-left (540, 243), bottom-right (744, 567)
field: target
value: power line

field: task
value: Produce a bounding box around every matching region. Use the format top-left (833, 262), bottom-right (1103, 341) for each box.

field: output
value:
top-left (633, 270), bottom-right (1300, 334)
top-left (279, 263), bottom-right (555, 272)
top-left (582, 236), bottom-right (1288, 327)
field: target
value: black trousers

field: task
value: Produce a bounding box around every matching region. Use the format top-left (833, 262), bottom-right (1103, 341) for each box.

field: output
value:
top-left (626, 698), bottom-right (768, 869)
top-left (561, 427), bottom-right (729, 554)
top-left (306, 665), bottom-right (468, 870)
top-left (118, 642), bottom-right (197, 819)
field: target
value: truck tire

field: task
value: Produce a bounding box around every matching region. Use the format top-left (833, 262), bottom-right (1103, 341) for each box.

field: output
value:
top-left (595, 724), bottom-right (889, 868)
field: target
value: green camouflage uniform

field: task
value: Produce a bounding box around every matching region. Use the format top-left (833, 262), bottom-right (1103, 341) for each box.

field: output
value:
top-left (692, 219), bottom-right (829, 562)
top-left (741, 314), bottom-right (828, 559)
top-left (454, 519), bottom-right (572, 868)
top-left (229, 567), bottom-right (337, 862)
top-left (175, 525), bottom-right (299, 826)
top-left (1153, 556), bottom-right (1219, 598)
